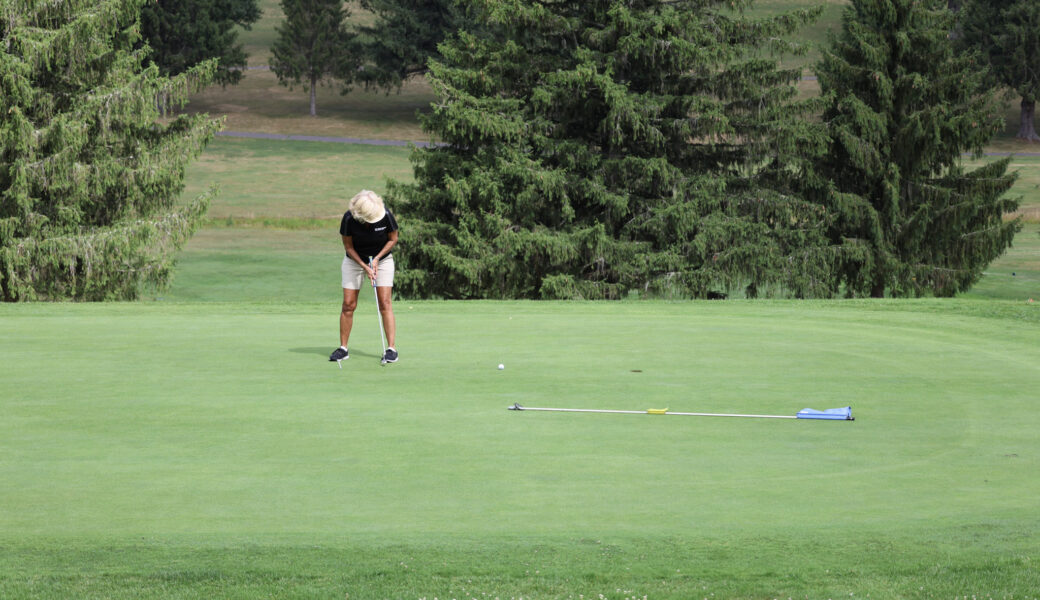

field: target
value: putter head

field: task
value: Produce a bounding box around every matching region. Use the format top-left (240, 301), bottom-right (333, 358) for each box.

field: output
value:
top-left (508, 403), bottom-right (523, 411)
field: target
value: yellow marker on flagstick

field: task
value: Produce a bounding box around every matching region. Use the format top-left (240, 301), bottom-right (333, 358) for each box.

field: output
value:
top-left (646, 408), bottom-right (668, 415)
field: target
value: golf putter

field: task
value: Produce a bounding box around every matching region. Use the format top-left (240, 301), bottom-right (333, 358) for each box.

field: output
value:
top-left (369, 257), bottom-right (389, 364)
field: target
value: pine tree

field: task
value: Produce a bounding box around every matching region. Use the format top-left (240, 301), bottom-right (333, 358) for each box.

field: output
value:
top-left (0, 0), bottom-right (222, 302)
top-left (270, 0), bottom-right (352, 117)
top-left (958, 0), bottom-right (1040, 142)
top-left (812, 0), bottom-right (1020, 297)
top-left (390, 0), bottom-right (847, 300)
top-left (138, 0), bottom-right (261, 86)
top-left (353, 0), bottom-right (464, 92)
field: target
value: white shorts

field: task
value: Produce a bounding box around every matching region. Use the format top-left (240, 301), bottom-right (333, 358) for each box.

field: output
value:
top-left (342, 255), bottom-right (395, 290)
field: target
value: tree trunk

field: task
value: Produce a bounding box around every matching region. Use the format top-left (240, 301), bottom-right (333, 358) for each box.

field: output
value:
top-left (1017, 98), bottom-right (1040, 142)
top-left (870, 280), bottom-right (885, 298)
top-left (309, 73), bottom-right (317, 117)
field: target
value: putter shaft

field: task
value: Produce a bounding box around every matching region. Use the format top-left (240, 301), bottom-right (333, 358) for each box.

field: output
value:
top-left (370, 257), bottom-right (388, 362)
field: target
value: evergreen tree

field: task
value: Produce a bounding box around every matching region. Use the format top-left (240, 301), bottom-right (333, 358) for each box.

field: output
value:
top-left (354, 0), bottom-right (464, 91)
top-left (0, 0), bottom-right (221, 301)
top-left (391, 0), bottom-right (847, 300)
top-left (958, 0), bottom-right (1040, 142)
top-left (138, 0), bottom-right (261, 86)
top-left (812, 0), bottom-right (1019, 297)
top-left (271, 0), bottom-right (353, 116)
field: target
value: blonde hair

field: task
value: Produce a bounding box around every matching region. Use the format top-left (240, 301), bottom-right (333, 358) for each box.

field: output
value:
top-left (350, 190), bottom-right (386, 224)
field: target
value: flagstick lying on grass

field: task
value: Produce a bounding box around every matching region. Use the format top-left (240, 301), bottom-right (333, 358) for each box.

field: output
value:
top-left (507, 403), bottom-right (854, 420)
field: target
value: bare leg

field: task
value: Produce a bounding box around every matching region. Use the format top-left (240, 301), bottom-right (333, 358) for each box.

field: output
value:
top-left (340, 288), bottom-right (359, 347)
top-left (376, 286), bottom-right (396, 348)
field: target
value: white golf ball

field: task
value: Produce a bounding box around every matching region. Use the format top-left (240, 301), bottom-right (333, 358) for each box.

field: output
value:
top-left (498, 364), bottom-right (505, 370)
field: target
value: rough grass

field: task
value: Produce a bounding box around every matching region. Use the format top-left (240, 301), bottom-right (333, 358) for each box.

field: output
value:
top-left (184, 70), bottom-right (435, 140)
top-left (2, 531), bottom-right (1038, 599)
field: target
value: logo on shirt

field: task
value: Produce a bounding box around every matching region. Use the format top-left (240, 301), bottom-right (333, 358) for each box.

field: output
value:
top-left (374, 226), bottom-right (387, 231)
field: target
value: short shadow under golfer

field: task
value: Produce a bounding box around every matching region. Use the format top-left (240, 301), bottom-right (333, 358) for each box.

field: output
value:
top-left (289, 347), bottom-right (381, 359)
top-left (289, 347), bottom-right (329, 357)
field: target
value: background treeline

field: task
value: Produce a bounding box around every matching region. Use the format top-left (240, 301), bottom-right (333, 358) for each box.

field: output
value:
top-left (1, 0), bottom-right (1035, 301)
top-left (260, 0), bottom-right (1040, 140)
top-left (390, 0), bottom-right (1024, 299)
top-left (253, 0), bottom-right (1034, 298)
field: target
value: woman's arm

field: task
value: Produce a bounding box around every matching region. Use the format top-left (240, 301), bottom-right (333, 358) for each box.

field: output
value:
top-left (371, 230), bottom-right (398, 263)
top-left (369, 231), bottom-right (398, 279)
top-left (342, 236), bottom-right (376, 278)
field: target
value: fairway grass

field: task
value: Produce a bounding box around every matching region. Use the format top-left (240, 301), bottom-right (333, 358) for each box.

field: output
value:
top-left (163, 227), bottom-right (341, 302)
top-left (173, 137), bottom-right (1038, 305)
top-left (179, 136), bottom-right (414, 220)
top-left (962, 224), bottom-right (1040, 301)
top-left (2, 300), bottom-right (1038, 597)
top-left (165, 225), bottom-right (1039, 304)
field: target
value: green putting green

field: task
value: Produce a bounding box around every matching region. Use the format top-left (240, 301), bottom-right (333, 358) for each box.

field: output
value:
top-left (2, 299), bottom-right (1038, 597)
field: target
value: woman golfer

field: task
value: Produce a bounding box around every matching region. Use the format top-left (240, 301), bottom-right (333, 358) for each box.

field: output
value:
top-left (329, 190), bottom-right (399, 364)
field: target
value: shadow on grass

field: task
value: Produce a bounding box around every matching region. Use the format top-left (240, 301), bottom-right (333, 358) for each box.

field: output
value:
top-left (290, 347), bottom-right (382, 359)
top-left (290, 347), bottom-right (332, 357)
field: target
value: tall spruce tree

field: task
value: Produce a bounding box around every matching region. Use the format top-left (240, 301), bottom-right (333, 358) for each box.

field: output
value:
top-left (271, 0), bottom-right (353, 116)
top-left (0, 0), bottom-right (222, 301)
top-left (139, 0), bottom-right (261, 86)
top-left (812, 0), bottom-right (1019, 297)
top-left (353, 0), bottom-right (464, 91)
top-left (958, 0), bottom-right (1040, 142)
top-left (390, 0), bottom-right (848, 300)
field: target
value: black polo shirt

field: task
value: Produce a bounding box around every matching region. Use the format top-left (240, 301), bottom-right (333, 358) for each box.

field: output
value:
top-left (340, 210), bottom-right (398, 261)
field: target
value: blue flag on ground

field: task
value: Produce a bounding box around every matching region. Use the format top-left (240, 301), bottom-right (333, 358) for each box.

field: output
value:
top-left (796, 407), bottom-right (854, 420)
